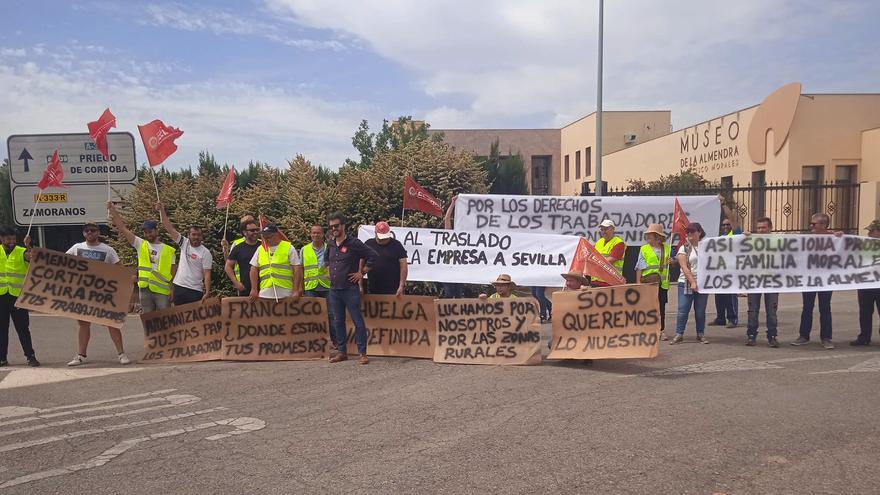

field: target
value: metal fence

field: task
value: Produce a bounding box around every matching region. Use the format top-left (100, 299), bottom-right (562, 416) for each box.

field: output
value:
top-left (601, 181), bottom-right (861, 233)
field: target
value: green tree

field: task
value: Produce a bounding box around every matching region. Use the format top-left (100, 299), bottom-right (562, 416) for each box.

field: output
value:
top-left (345, 116), bottom-right (444, 169)
top-left (627, 169), bottom-right (717, 191)
top-left (480, 140), bottom-right (528, 195)
top-left (0, 160), bottom-right (13, 227)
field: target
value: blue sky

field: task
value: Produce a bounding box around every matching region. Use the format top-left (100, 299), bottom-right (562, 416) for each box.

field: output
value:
top-left (2, 0), bottom-right (878, 170)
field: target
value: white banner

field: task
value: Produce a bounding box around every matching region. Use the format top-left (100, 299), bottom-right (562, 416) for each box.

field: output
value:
top-left (358, 226), bottom-right (581, 287)
top-left (697, 234), bottom-right (880, 293)
top-left (454, 194), bottom-right (720, 246)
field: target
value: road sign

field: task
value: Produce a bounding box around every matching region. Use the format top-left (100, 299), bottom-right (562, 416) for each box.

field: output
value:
top-left (7, 132), bottom-right (137, 184)
top-left (12, 183), bottom-right (134, 226)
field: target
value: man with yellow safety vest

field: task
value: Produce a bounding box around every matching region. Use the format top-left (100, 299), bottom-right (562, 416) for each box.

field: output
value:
top-left (0, 225), bottom-right (38, 367)
top-left (635, 223), bottom-right (672, 340)
top-left (108, 202), bottom-right (176, 313)
top-left (225, 219), bottom-right (261, 296)
top-left (300, 224), bottom-right (336, 349)
top-left (592, 219), bottom-right (626, 287)
top-left (248, 224), bottom-right (303, 300)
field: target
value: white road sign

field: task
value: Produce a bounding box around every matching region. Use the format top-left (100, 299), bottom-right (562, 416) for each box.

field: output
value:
top-left (7, 132), bottom-right (137, 184)
top-left (12, 183), bottom-right (134, 226)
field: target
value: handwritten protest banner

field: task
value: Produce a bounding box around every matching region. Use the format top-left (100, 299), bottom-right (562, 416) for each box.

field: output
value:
top-left (358, 226), bottom-right (580, 286)
top-left (15, 248), bottom-right (134, 327)
top-left (453, 194), bottom-right (720, 246)
top-left (698, 234), bottom-right (880, 293)
top-left (547, 285), bottom-right (661, 360)
top-left (141, 298), bottom-right (224, 363)
top-left (433, 297), bottom-right (542, 365)
top-left (346, 295), bottom-right (436, 359)
top-left (221, 297), bottom-right (329, 360)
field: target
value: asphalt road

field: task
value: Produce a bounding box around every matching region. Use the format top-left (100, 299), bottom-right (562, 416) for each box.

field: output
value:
top-left (2, 292), bottom-right (880, 494)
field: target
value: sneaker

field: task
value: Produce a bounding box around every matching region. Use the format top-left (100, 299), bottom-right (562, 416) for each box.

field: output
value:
top-left (67, 354), bottom-right (87, 366)
top-left (726, 321), bottom-right (738, 328)
top-left (669, 334), bottom-right (684, 345)
top-left (27, 356), bottom-right (40, 367)
top-left (660, 332), bottom-right (669, 341)
top-left (790, 337), bottom-right (810, 346)
top-left (708, 320), bottom-right (725, 327)
top-left (745, 337), bottom-right (756, 346)
top-left (849, 339), bottom-right (870, 346)
top-left (359, 354), bottom-right (369, 365)
top-left (329, 353), bottom-right (348, 363)
top-left (696, 334), bottom-right (709, 344)
top-left (0, 360), bottom-right (7, 367)
top-left (821, 339), bottom-right (835, 350)
top-left (768, 337), bottom-right (780, 348)
top-left (118, 353), bottom-right (132, 365)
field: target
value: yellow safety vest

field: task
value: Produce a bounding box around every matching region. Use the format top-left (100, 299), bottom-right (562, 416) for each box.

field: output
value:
top-left (137, 241), bottom-right (175, 296)
top-left (231, 237), bottom-right (245, 281)
top-left (0, 246), bottom-right (28, 297)
top-left (592, 236), bottom-right (624, 282)
top-left (301, 243), bottom-right (330, 291)
top-left (257, 241), bottom-right (294, 290)
top-left (640, 243), bottom-right (671, 290)
top-left (489, 293), bottom-right (517, 299)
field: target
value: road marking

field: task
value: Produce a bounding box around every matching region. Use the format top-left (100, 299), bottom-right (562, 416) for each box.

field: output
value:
top-left (0, 417), bottom-right (266, 489)
top-left (627, 358), bottom-right (783, 377)
top-left (0, 367), bottom-right (142, 390)
top-left (0, 406), bottom-right (227, 453)
top-left (765, 353), bottom-right (864, 364)
top-left (0, 394), bottom-right (197, 428)
top-left (0, 395), bottom-right (201, 437)
top-left (810, 357), bottom-right (880, 374)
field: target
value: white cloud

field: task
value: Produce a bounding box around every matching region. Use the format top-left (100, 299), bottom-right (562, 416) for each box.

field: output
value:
top-left (0, 48), bottom-right (26, 57)
top-left (0, 44), bottom-right (373, 169)
top-left (265, 0), bottom-right (874, 130)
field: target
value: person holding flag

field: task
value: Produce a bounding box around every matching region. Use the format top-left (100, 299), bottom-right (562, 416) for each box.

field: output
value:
top-left (157, 203), bottom-right (213, 305)
top-left (591, 219), bottom-right (626, 286)
top-left (0, 225), bottom-right (39, 367)
top-left (635, 224), bottom-right (672, 340)
top-left (248, 224), bottom-right (303, 301)
top-left (107, 202), bottom-right (176, 313)
top-left (65, 223), bottom-right (131, 366)
top-left (225, 218), bottom-right (261, 296)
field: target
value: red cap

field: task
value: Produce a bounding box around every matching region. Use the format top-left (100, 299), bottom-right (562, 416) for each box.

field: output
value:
top-left (375, 221), bottom-right (393, 239)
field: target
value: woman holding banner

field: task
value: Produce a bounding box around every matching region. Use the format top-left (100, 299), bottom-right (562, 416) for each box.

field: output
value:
top-left (670, 223), bottom-right (709, 345)
top-left (635, 224), bottom-right (671, 341)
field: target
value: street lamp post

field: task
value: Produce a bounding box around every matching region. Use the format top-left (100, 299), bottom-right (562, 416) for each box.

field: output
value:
top-left (595, 0), bottom-right (604, 196)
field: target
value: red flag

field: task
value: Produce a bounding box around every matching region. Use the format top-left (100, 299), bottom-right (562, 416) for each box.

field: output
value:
top-left (569, 237), bottom-right (626, 286)
top-left (672, 198), bottom-right (691, 247)
top-left (138, 119), bottom-right (184, 167)
top-left (258, 214), bottom-right (290, 251)
top-left (216, 168), bottom-right (236, 208)
top-left (87, 108), bottom-right (116, 160)
top-left (403, 176), bottom-right (444, 217)
top-left (37, 150), bottom-right (67, 190)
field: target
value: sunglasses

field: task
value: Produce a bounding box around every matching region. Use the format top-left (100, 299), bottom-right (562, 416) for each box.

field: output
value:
top-left (328, 223), bottom-right (342, 229)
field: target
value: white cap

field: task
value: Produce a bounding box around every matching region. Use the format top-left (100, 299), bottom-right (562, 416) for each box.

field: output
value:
top-left (599, 219), bottom-right (615, 228)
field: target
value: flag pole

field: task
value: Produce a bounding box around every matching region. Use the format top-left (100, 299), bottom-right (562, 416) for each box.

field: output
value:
top-left (25, 191), bottom-right (43, 239)
top-left (222, 202), bottom-right (230, 244)
top-left (149, 166), bottom-right (161, 202)
top-left (401, 207), bottom-right (405, 227)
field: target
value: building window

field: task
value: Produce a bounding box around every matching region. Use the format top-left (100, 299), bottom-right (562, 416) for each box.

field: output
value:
top-left (835, 165), bottom-right (857, 231)
top-left (751, 170), bottom-right (766, 226)
top-left (575, 151), bottom-right (581, 180)
top-left (585, 147), bottom-right (592, 177)
top-left (564, 155), bottom-right (570, 182)
top-left (720, 175), bottom-right (733, 191)
top-left (531, 156), bottom-right (551, 196)
top-left (802, 165), bottom-right (825, 229)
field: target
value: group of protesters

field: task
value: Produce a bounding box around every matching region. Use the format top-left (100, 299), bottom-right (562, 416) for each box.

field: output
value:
top-left (3, 194), bottom-right (880, 368)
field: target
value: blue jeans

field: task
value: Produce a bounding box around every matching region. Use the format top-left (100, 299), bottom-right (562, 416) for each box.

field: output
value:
top-left (800, 291), bottom-right (832, 340)
top-left (531, 287), bottom-right (552, 319)
top-left (305, 289), bottom-right (336, 347)
top-left (675, 283), bottom-right (709, 335)
top-left (329, 286), bottom-right (368, 354)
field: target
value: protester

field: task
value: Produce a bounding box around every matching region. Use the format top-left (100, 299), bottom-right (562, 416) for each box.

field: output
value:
top-left (363, 221), bottom-right (408, 296)
top-left (0, 226), bottom-right (38, 367)
top-left (65, 223), bottom-right (131, 366)
top-left (221, 214), bottom-right (255, 281)
top-left (635, 223), bottom-right (671, 341)
top-left (157, 203), bottom-right (213, 305)
top-left (710, 195), bottom-right (743, 328)
top-left (325, 212), bottom-right (377, 364)
top-left (532, 286), bottom-right (552, 322)
top-left (441, 196), bottom-right (464, 298)
top-left (592, 219), bottom-right (626, 287)
top-left (671, 222), bottom-right (709, 345)
top-left (300, 224), bottom-right (336, 351)
top-left (852, 220), bottom-right (880, 346)
top-left (108, 202), bottom-right (176, 313)
top-left (248, 224), bottom-right (303, 300)
top-left (479, 274), bottom-right (518, 299)
top-left (744, 217), bottom-right (780, 348)
top-left (561, 271), bottom-right (589, 292)
top-left (792, 212), bottom-right (836, 349)
top-left (225, 219), bottom-right (261, 296)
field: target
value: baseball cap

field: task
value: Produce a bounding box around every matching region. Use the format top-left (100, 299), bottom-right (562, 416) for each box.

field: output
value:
top-left (865, 220), bottom-right (880, 231)
top-left (261, 224), bottom-right (279, 234)
top-left (599, 219), bottom-right (615, 228)
top-left (375, 221), bottom-right (393, 240)
top-left (142, 220), bottom-right (158, 230)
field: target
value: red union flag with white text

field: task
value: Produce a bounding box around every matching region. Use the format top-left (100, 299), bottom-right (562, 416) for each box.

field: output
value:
top-left (87, 108), bottom-right (116, 160)
top-left (568, 237), bottom-right (626, 286)
top-left (216, 167), bottom-right (236, 208)
top-left (403, 176), bottom-right (444, 217)
top-left (671, 198), bottom-right (690, 247)
top-left (38, 150), bottom-right (67, 190)
top-left (138, 119), bottom-right (184, 167)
